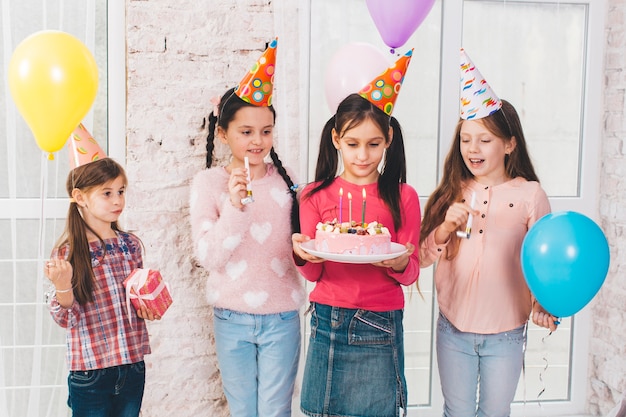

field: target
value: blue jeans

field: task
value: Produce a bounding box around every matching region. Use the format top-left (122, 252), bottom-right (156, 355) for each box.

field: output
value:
top-left (213, 308), bottom-right (301, 417)
top-left (67, 361), bottom-right (145, 417)
top-left (300, 303), bottom-right (407, 417)
top-left (437, 312), bottom-right (526, 417)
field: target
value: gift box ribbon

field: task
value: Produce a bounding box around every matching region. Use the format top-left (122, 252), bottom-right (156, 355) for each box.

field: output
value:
top-left (125, 268), bottom-right (168, 324)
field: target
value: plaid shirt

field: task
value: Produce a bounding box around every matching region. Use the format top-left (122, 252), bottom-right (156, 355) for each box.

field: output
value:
top-left (49, 232), bottom-right (151, 371)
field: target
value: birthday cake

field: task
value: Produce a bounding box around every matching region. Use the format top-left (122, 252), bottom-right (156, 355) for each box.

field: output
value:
top-left (314, 220), bottom-right (391, 255)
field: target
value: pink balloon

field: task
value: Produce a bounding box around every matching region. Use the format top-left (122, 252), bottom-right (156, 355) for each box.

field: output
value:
top-left (366, 0), bottom-right (436, 49)
top-left (324, 42), bottom-right (390, 113)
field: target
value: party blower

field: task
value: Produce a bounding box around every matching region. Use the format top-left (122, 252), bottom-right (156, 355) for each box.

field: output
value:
top-left (456, 191), bottom-right (476, 239)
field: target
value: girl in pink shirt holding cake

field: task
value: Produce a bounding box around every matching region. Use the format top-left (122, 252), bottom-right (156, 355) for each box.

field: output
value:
top-left (419, 49), bottom-right (558, 417)
top-left (292, 51), bottom-right (420, 417)
top-left (189, 39), bottom-right (305, 417)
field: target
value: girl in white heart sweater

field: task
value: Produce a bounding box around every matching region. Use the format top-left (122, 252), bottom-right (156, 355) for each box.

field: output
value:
top-left (189, 47), bottom-right (304, 415)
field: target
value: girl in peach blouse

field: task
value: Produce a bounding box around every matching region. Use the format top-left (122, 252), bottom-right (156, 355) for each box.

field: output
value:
top-left (419, 48), bottom-right (558, 417)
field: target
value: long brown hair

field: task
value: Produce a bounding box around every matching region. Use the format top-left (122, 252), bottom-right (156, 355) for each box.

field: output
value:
top-left (420, 99), bottom-right (540, 259)
top-left (55, 158), bottom-right (128, 305)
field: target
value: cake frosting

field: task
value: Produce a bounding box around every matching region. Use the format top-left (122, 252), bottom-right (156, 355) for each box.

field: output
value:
top-left (314, 220), bottom-right (391, 255)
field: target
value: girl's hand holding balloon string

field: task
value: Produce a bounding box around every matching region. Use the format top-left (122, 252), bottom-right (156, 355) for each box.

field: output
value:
top-left (532, 299), bottom-right (559, 332)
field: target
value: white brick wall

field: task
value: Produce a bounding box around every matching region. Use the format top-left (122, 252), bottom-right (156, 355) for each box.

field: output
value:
top-left (125, 1), bottom-right (303, 415)
top-left (590, 0), bottom-right (626, 414)
top-left (124, 1), bottom-right (625, 416)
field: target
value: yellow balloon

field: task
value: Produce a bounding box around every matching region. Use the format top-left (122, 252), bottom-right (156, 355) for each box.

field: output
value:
top-left (8, 30), bottom-right (99, 155)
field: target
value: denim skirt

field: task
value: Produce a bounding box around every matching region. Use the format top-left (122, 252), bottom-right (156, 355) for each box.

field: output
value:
top-left (301, 302), bottom-right (407, 417)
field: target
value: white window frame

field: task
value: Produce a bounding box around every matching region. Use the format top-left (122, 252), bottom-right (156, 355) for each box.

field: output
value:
top-left (0, 4), bottom-right (126, 416)
top-left (107, 1), bottom-right (127, 165)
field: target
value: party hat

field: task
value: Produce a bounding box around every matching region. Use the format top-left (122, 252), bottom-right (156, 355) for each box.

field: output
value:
top-left (460, 48), bottom-right (502, 120)
top-left (68, 123), bottom-right (107, 169)
top-left (358, 49), bottom-right (413, 116)
top-left (234, 38), bottom-right (277, 106)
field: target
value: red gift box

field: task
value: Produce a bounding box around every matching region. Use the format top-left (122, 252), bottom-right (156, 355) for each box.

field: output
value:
top-left (123, 268), bottom-right (172, 320)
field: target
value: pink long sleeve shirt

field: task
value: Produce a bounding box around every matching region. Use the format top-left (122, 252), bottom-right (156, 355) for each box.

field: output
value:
top-left (189, 164), bottom-right (305, 314)
top-left (297, 177), bottom-right (421, 312)
top-left (420, 178), bottom-right (551, 334)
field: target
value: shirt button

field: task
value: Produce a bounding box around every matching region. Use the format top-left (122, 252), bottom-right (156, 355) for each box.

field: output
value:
top-left (481, 214), bottom-right (486, 218)
top-left (437, 248), bottom-right (442, 252)
top-left (479, 230), bottom-right (484, 234)
top-left (483, 201), bottom-right (488, 204)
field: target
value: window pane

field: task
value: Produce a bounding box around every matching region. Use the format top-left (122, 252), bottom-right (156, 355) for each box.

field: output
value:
top-left (0, 2), bottom-right (106, 416)
top-left (0, 1), bottom-right (109, 199)
top-left (404, 267), bottom-right (435, 406)
top-left (462, 0), bottom-right (587, 197)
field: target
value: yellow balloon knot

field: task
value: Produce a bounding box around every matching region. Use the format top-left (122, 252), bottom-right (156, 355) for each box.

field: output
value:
top-left (47, 153), bottom-right (55, 160)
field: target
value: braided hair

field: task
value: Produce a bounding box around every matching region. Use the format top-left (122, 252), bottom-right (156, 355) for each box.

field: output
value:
top-left (206, 88), bottom-right (300, 233)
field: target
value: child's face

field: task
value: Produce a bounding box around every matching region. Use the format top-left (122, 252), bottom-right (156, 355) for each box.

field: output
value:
top-left (333, 118), bottom-right (392, 185)
top-left (459, 119), bottom-right (516, 185)
top-left (74, 175), bottom-right (126, 228)
top-left (218, 106), bottom-right (274, 168)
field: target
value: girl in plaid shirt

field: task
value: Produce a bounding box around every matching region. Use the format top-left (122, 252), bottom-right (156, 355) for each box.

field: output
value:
top-left (46, 157), bottom-right (160, 417)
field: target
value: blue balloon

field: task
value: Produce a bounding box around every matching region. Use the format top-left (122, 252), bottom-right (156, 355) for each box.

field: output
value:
top-left (521, 211), bottom-right (610, 318)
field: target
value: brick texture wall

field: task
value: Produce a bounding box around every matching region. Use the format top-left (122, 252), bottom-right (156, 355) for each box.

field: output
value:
top-left (124, 1), bottom-right (302, 416)
top-left (124, 1), bottom-right (625, 416)
top-left (590, 0), bottom-right (626, 414)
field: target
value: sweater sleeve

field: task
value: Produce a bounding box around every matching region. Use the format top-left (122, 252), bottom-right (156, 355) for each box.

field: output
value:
top-left (387, 184), bottom-right (421, 286)
top-left (295, 184), bottom-right (325, 282)
top-left (419, 228), bottom-right (449, 268)
top-left (189, 169), bottom-right (253, 272)
top-left (528, 182), bottom-right (551, 227)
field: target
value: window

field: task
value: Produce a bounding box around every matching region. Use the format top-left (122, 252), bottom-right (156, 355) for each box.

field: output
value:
top-left (306, 0), bottom-right (604, 415)
top-left (0, 2), bottom-right (121, 415)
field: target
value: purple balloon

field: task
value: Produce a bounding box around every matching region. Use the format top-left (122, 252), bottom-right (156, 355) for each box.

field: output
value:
top-left (366, 0), bottom-right (436, 49)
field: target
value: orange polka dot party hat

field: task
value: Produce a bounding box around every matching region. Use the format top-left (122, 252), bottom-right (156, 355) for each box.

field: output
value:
top-left (235, 38), bottom-right (277, 106)
top-left (358, 49), bottom-right (413, 116)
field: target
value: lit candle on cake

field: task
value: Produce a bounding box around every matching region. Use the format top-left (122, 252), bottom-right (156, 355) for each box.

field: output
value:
top-left (348, 192), bottom-right (352, 225)
top-left (339, 187), bottom-right (343, 224)
top-left (362, 188), bottom-right (366, 225)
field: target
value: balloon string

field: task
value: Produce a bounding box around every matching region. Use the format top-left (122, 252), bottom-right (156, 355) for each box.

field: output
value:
top-left (28, 152), bottom-right (48, 416)
top-left (536, 329), bottom-right (554, 407)
top-left (521, 321), bottom-right (529, 414)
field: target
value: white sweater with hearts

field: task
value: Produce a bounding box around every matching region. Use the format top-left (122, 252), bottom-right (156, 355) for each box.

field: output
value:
top-left (189, 164), bottom-right (305, 314)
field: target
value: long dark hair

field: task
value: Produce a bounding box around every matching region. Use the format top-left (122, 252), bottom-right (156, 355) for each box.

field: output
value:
top-left (304, 93), bottom-right (407, 229)
top-left (420, 99), bottom-right (540, 258)
top-left (55, 158), bottom-right (128, 305)
top-left (205, 87), bottom-right (300, 233)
